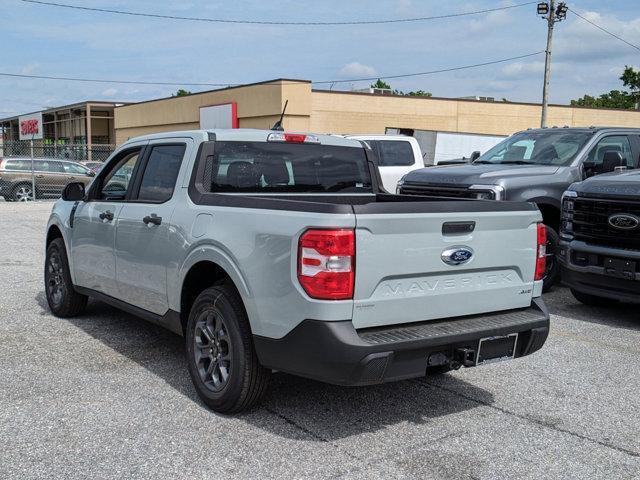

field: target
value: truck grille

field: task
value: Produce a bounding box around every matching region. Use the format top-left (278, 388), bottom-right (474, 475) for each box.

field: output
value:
top-left (572, 197), bottom-right (640, 249)
top-left (400, 184), bottom-right (492, 199)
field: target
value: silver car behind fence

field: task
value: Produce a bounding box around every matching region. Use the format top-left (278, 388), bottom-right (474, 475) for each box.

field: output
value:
top-left (0, 141), bottom-right (113, 201)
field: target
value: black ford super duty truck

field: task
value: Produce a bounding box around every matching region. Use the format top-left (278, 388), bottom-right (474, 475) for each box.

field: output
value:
top-left (559, 169), bottom-right (640, 305)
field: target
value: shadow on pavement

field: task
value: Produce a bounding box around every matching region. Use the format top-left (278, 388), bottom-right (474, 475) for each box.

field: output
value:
top-left (37, 291), bottom-right (494, 441)
top-left (543, 286), bottom-right (640, 331)
top-left (244, 372), bottom-right (493, 441)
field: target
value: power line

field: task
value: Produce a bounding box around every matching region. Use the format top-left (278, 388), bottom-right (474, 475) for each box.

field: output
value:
top-left (568, 7), bottom-right (640, 52)
top-left (0, 51), bottom-right (545, 88)
top-left (314, 52), bottom-right (544, 84)
top-left (0, 71), bottom-right (229, 87)
top-left (21, 0), bottom-right (537, 26)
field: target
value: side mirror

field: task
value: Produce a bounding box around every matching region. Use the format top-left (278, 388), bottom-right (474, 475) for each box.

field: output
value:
top-left (601, 151), bottom-right (625, 173)
top-left (62, 182), bottom-right (85, 201)
top-left (87, 171), bottom-right (96, 177)
top-left (470, 151), bottom-right (481, 162)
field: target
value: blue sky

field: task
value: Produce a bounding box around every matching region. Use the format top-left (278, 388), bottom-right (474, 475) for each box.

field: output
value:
top-left (1, 0), bottom-right (639, 117)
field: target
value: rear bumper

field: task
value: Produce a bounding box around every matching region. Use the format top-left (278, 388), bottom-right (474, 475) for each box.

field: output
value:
top-left (253, 298), bottom-right (550, 386)
top-left (559, 239), bottom-right (640, 303)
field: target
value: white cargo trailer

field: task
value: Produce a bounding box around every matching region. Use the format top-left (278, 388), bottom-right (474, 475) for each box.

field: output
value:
top-left (386, 128), bottom-right (505, 166)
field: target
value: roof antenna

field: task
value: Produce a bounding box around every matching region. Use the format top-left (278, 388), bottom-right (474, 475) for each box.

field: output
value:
top-left (271, 99), bottom-right (288, 131)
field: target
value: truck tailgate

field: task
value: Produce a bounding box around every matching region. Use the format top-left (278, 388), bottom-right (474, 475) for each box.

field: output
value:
top-left (352, 203), bottom-right (541, 329)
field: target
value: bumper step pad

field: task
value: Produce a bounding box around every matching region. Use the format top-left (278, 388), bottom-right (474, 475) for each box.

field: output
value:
top-left (357, 308), bottom-right (548, 346)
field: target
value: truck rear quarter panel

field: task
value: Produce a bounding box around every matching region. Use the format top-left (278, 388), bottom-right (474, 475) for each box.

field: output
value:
top-left (168, 201), bottom-right (356, 339)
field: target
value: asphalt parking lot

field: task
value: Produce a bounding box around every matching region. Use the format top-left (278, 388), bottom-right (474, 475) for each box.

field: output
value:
top-left (1, 201), bottom-right (639, 479)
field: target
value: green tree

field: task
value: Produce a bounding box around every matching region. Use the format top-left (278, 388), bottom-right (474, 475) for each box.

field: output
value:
top-left (571, 66), bottom-right (640, 110)
top-left (370, 79), bottom-right (432, 97)
top-left (173, 89), bottom-right (192, 97)
top-left (570, 90), bottom-right (634, 109)
top-left (405, 90), bottom-right (432, 97)
top-left (370, 78), bottom-right (391, 90)
top-left (621, 65), bottom-right (640, 103)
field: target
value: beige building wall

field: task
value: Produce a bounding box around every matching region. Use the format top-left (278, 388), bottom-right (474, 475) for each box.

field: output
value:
top-left (115, 79), bottom-right (311, 144)
top-left (114, 78), bottom-right (640, 145)
top-left (310, 90), bottom-right (640, 136)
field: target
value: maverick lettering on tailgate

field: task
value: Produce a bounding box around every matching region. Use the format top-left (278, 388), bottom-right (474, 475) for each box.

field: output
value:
top-left (381, 273), bottom-right (515, 297)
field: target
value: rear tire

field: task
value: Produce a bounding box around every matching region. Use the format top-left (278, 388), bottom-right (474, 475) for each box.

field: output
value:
top-left (45, 238), bottom-right (88, 317)
top-left (542, 225), bottom-right (559, 293)
top-left (570, 288), bottom-right (617, 307)
top-left (185, 285), bottom-right (270, 413)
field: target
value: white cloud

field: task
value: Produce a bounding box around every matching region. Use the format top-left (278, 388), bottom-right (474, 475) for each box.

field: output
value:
top-left (501, 61), bottom-right (546, 79)
top-left (338, 62), bottom-right (377, 78)
top-left (20, 63), bottom-right (39, 75)
top-left (101, 87), bottom-right (118, 97)
top-left (467, 9), bottom-right (510, 33)
top-left (556, 10), bottom-right (640, 61)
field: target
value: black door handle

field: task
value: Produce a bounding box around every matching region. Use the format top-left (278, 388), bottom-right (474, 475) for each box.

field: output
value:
top-left (99, 210), bottom-right (114, 221)
top-left (143, 213), bottom-right (162, 226)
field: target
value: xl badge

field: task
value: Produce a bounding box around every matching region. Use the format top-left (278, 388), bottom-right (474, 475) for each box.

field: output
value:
top-left (608, 213), bottom-right (639, 230)
top-left (441, 246), bottom-right (474, 266)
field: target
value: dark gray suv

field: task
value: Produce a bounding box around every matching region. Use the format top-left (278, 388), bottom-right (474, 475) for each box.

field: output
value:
top-left (398, 127), bottom-right (640, 290)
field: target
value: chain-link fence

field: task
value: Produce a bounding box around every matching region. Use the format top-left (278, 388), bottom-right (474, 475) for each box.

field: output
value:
top-left (0, 141), bottom-right (114, 202)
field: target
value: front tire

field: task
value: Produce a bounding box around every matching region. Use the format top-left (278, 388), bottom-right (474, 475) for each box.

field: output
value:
top-left (185, 285), bottom-right (270, 413)
top-left (45, 238), bottom-right (88, 317)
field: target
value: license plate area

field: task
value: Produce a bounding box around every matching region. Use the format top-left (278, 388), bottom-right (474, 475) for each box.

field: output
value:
top-left (604, 257), bottom-right (636, 280)
top-left (477, 333), bottom-right (517, 365)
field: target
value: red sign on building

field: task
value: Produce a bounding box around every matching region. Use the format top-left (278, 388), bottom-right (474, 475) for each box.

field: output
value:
top-left (18, 112), bottom-right (43, 140)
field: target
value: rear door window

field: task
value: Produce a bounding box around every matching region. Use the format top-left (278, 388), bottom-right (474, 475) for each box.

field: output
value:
top-left (4, 160), bottom-right (31, 171)
top-left (368, 140), bottom-right (415, 166)
top-left (35, 161), bottom-right (64, 173)
top-left (136, 144), bottom-right (185, 203)
top-left (586, 135), bottom-right (634, 168)
top-left (204, 141), bottom-right (372, 193)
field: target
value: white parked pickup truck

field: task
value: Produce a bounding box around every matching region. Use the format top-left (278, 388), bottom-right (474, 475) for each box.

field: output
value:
top-left (345, 135), bottom-right (424, 192)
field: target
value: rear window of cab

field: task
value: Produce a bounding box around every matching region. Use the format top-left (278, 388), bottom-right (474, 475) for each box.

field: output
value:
top-left (202, 141), bottom-right (373, 194)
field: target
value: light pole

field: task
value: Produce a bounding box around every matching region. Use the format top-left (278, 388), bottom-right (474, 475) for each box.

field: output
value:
top-left (537, 1), bottom-right (568, 128)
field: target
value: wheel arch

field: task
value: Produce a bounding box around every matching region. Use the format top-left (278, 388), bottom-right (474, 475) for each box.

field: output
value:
top-left (530, 198), bottom-right (561, 232)
top-left (46, 224), bottom-right (64, 247)
top-left (177, 247), bottom-right (254, 336)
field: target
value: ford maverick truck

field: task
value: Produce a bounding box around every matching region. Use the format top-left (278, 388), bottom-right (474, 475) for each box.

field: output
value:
top-left (45, 129), bottom-right (549, 413)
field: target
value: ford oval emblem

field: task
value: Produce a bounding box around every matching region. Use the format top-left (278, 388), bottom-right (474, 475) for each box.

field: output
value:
top-left (441, 246), bottom-right (474, 266)
top-left (608, 213), bottom-right (640, 230)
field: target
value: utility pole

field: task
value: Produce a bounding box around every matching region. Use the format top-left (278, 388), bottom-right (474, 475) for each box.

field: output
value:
top-left (537, 1), bottom-right (568, 127)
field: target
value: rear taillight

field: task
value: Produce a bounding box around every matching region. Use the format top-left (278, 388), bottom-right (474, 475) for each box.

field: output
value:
top-left (534, 223), bottom-right (547, 281)
top-left (297, 229), bottom-right (355, 300)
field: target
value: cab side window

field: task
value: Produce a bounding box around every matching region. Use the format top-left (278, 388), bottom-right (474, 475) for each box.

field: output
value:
top-left (585, 136), bottom-right (634, 171)
top-left (136, 144), bottom-right (185, 203)
top-left (369, 140), bottom-right (415, 166)
top-left (96, 150), bottom-right (141, 201)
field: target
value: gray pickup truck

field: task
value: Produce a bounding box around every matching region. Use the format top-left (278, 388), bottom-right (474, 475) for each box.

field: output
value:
top-left (398, 127), bottom-right (640, 290)
top-left (45, 129), bottom-right (549, 413)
